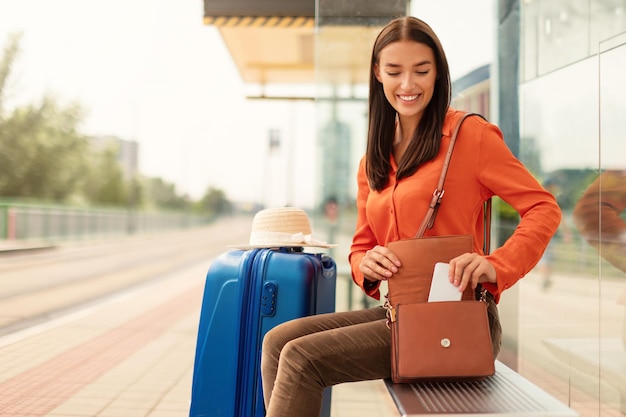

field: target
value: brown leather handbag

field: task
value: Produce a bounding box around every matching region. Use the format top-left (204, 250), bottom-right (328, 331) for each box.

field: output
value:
top-left (385, 112), bottom-right (496, 383)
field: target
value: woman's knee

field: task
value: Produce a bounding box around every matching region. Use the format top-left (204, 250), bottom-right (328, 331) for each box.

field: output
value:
top-left (278, 338), bottom-right (323, 384)
top-left (263, 320), bottom-right (299, 355)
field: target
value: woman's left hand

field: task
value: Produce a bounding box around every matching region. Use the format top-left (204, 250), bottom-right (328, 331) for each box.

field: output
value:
top-left (448, 253), bottom-right (496, 292)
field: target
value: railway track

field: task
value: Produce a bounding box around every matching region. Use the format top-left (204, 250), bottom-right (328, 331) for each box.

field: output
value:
top-left (0, 215), bottom-right (253, 336)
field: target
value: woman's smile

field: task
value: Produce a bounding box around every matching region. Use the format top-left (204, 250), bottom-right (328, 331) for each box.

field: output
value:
top-left (398, 94), bottom-right (420, 102)
top-left (374, 40), bottom-right (437, 121)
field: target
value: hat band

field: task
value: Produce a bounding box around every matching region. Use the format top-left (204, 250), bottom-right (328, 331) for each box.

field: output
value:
top-left (249, 231), bottom-right (326, 246)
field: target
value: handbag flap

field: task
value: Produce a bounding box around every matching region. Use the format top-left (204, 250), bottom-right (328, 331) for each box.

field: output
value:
top-left (386, 235), bottom-right (474, 306)
top-left (393, 301), bottom-right (495, 382)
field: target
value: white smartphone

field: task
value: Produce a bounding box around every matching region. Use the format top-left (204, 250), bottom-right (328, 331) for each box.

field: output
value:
top-left (428, 262), bottom-right (462, 302)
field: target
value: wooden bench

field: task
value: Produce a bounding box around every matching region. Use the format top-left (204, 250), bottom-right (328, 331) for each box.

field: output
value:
top-left (385, 360), bottom-right (579, 417)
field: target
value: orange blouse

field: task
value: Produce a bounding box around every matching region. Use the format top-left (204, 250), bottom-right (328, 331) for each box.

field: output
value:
top-left (349, 108), bottom-right (562, 302)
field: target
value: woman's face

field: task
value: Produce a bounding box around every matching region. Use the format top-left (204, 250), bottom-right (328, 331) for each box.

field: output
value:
top-left (374, 40), bottom-right (437, 120)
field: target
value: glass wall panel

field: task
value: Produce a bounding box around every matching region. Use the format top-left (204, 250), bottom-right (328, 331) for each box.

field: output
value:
top-left (521, 0), bottom-right (626, 413)
top-left (519, 56), bottom-right (602, 411)
top-left (523, 0), bottom-right (591, 77)
top-left (313, 0), bottom-right (626, 414)
top-left (597, 33), bottom-right (626, 414)
top-left (523, 0), bottom-right (626, 81)
top-left (522, 0), bottom-right (540, 80)
top-left (314, 5), bottom-right (393, 312)
top-left (591, 0), bottom-right (626, 54)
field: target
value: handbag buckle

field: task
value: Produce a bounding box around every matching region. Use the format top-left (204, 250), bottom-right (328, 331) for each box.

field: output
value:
top-left (383, 295), bottom-right (396, 328)
top-left (478, 286), bottom-right (488, 303)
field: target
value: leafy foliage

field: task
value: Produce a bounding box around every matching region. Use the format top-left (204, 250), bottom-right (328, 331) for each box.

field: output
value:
top-left (142, 177), bottom-right (189, 210)
top-left (82, 143), bottom-right (129, 205)
top-left (0, 33), bottom-right (231, 214)
top-left (195, 187), bottom-right (233, 216)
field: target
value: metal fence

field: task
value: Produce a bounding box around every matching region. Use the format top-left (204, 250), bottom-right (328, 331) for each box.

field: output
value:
top-left (0, 202), bottom-right (211, 242)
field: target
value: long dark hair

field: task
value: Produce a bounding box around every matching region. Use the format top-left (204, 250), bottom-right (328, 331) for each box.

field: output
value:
top-left (366, 16), bottom-right (451, 191)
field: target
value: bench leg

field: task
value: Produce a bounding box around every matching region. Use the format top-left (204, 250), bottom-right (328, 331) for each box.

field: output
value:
top-left (347, 278), bottom-right (353, 310)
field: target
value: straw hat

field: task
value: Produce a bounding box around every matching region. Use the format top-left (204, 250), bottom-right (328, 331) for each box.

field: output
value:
top-left (230, 206), bottom-right (336, 249)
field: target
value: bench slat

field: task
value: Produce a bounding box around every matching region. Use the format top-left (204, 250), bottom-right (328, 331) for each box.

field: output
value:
top-left (385, 361), bottom-right (579, 417)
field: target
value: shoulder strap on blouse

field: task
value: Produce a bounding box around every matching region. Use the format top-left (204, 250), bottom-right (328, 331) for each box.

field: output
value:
top-left (415, 112), bottom-right (492, 254)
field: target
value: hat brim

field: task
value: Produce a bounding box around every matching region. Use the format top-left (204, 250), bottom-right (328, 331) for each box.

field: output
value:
top-left (228, 242), bottom-right (336, 250)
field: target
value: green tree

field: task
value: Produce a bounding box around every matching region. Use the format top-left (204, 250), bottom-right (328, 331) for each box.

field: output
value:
top-left (0, 33), bottom-right (89, 200)
top-left (196, 187), bottom-right (232, 216)
top-left (0, 95), bottom-right (88, 199)
top-left (142, 176), bottom-right (189, 210)
top-left (1, 33), bottom-right (198, 211)
top-left (83, 144), bottom-right (129, 205)
top-left (0, 33), bottom-right (21, 117)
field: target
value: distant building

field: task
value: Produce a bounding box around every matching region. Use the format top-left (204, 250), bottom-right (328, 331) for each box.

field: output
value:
top-left (451, 64), bottom-right (491, 119)
top-left (88, 136), bottom-right (139, 179)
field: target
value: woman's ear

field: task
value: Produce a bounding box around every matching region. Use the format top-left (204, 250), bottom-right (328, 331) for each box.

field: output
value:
top-left (374, 63), bottom-right (382, 83)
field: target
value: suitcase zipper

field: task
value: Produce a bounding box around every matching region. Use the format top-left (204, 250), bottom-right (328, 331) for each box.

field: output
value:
top-left (234, 249), bottom-right (264, 417)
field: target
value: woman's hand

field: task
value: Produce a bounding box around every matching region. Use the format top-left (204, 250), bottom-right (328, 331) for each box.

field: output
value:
top-left (449, 253), bottom-right (496, 292)
top-left (359, 245), bottom-right (402, 283)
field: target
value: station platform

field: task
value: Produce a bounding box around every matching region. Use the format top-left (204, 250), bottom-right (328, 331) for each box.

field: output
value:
top-left (0, 232), bottom-right (398, 417)
top-left (0, 223), bottom-right (617, 417)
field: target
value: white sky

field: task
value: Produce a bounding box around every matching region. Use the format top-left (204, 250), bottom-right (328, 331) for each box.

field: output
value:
top-left (0, 0), bottom-right (495, 208)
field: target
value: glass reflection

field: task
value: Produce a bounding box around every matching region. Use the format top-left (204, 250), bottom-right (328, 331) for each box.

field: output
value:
top-left (520, 17), bottom-right (626, 414)
top-left (522, 0), bottom-right (626, 80)
top-left (313, 0), bottom-right (626, 413)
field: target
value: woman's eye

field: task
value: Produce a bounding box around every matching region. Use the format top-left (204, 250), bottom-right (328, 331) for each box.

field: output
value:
top-left (416, 70), bottom-right (429, 75)
top-left (386, 72), bottom-right (400, 76)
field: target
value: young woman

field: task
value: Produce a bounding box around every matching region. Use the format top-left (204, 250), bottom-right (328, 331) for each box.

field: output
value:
top-left (261, 16), bottom-right (561, 417)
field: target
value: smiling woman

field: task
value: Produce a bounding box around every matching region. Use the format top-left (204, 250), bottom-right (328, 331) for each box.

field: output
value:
top-left (374, 40), bottom-right (438, 163)
top-left (259, 15), bottom-right (561, 417)
top-left (366, 19), bottom-right (451, 194)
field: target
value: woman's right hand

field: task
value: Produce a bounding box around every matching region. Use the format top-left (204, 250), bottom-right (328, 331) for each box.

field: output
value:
top-left (359, 245), bottom-right (402, 283)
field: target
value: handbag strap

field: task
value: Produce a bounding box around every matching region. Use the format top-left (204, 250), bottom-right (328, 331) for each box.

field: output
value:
top-left (414, 112), bottom-right (492, 255)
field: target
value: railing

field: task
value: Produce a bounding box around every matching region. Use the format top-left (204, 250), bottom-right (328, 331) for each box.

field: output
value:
top-left (0, 201), bottom-right (211, 242)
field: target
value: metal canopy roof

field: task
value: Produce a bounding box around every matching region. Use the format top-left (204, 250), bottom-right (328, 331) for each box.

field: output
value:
top-left (203, 0), bottom-right (313, 19)
top-left (203, 0), bottom-right (407, 86)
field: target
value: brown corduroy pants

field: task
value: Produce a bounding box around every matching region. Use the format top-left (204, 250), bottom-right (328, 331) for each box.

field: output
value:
top-left (261, 295), bottom-right (501, 417)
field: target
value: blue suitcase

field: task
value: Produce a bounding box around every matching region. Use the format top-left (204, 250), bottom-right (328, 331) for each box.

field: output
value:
top-left (189, 248), bottom-right (337, 417)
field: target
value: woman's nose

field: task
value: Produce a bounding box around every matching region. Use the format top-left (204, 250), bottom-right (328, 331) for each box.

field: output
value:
top-left (400, 73), bottom-right (414, 89)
